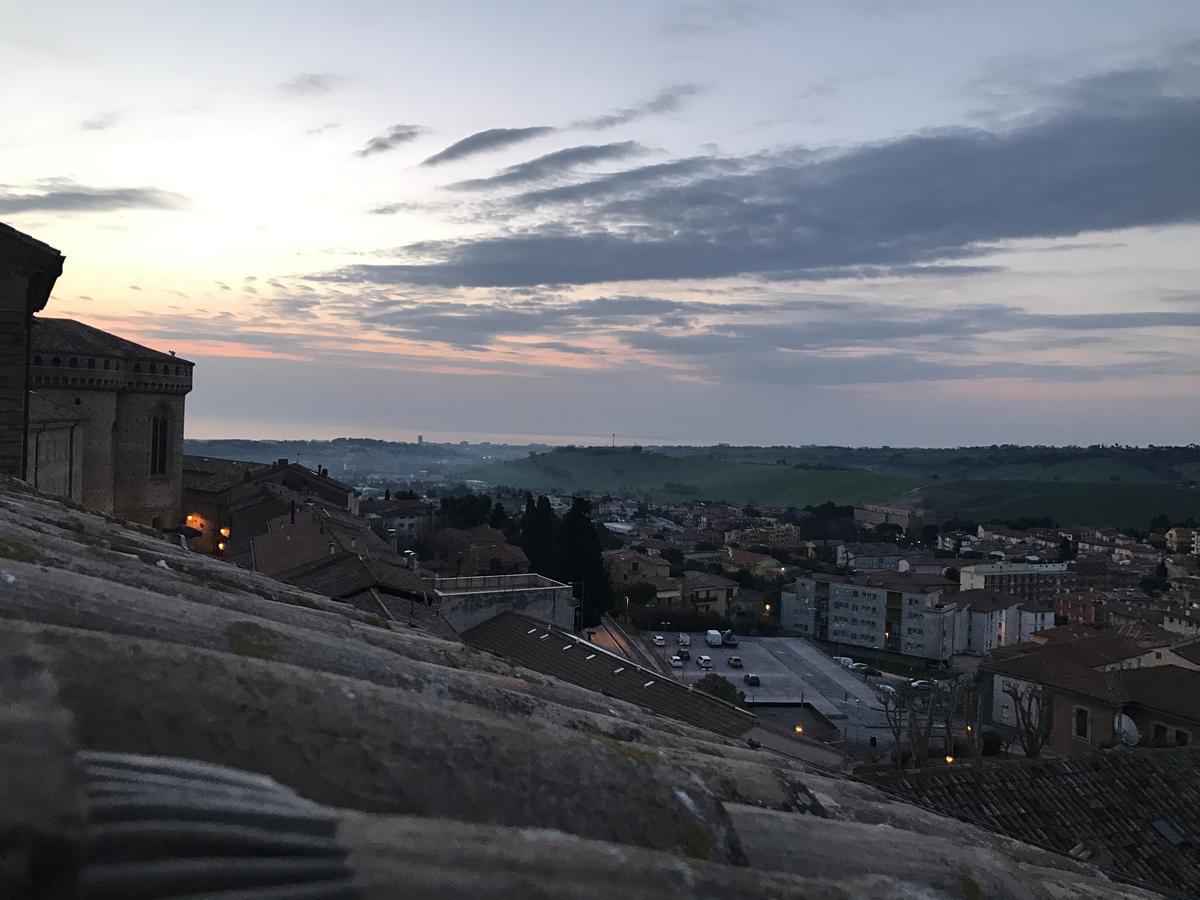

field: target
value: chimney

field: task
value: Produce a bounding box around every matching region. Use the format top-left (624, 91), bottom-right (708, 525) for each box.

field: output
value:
top-left (275, 457), bottom-right (288, 470)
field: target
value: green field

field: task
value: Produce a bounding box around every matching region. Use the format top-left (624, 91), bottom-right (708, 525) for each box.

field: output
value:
top-left (464, 449), bottom-right (926, 507)
top-left (917, 479), bottom-right (1200, 529)
top-left (960, 458), bottom-right (1166, 484)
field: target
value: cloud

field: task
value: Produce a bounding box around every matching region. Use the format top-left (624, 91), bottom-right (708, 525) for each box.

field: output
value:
top-left (81, 112), bottom-right (119, 131)
top-left (421, 126), bottom-right (555, 166)
top-left (661, 1), bottom-right (781, 36)
top-left (305, 122), bottom-right (341, 136)
top-left (368, 201), bottom-right (427, 215)
top-left (307, 293), bottom-right (764, 351)
top-left (279, 73), bottom-right (341, 97)
top-left (447, 142), bottom-right (647, 191)
top-left (0, 180), bottom-right (188, 214)
top-left (355, 123), bottom-right (425, 157)
top-left (325, 60), bottom-right (1200, 288)
top-left (573, 84), bottom-right (702, 130)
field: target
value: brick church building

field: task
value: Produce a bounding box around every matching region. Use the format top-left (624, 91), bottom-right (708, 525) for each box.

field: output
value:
top-left (1, 222), bottom-right (193, 527)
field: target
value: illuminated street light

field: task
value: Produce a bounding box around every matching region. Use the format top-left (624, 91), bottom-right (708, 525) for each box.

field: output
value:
top-left (945, 755), bottom-right (955, 765)
top-left (794, 725), bottom-right (804, 734)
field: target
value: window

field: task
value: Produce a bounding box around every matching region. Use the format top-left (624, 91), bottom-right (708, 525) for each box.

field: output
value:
top-left (150, 413), bottom-right (169, 476)
top-left (33, 355), bottom-right (42, 365)
top-left (103, 359), bottom-right (111, 370)
top-left (1074, 707), bottom-right (1090, 740)
top-left (1177, 730), bottom-right (1190, 747)
top-left (1153, 723), bottom-right (1168, 743)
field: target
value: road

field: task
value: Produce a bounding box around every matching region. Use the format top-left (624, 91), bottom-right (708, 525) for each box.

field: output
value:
top-left (639, 631), bottom-right (904, 747)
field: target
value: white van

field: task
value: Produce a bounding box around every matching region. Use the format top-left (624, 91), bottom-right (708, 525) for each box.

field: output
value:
top-left (833, 656), bottom-right (854, 668)
top-left (705, 629), bottom-right (724, 647)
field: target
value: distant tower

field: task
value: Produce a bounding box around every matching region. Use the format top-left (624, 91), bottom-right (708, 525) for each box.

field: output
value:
top-left (417, 434), bottom-right (423, 446)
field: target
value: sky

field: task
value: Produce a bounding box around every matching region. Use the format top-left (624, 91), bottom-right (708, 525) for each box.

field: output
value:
top-left (4, 0), bottom-right (1200, 447)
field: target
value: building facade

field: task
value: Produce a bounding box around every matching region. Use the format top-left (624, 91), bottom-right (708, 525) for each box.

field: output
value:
top-left (783, 572), bottom-right (954, 662)
top-left (0, 223), bottom-right (63, 480)
top-left (29, 318), bottom-right (193, 526)
top-left (959, 561), bottom-right (1069, 601)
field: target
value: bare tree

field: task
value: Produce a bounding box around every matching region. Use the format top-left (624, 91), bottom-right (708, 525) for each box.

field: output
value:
top-left (1002, 681), bottom-right (1054, 757)
top-left (906, 687), bottom-right (939, 767)
top-left (880, 687), bottom-right (908, 769)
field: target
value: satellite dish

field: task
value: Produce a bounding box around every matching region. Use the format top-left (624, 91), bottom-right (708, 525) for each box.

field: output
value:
top-left (1115, 712), bottom-right (1140, 746)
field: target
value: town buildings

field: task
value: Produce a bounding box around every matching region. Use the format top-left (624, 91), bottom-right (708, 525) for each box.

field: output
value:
top-left (954, 590), bottom-right (1055, 655)
top-left (852, 501), bottom-right (928, 533)
top-left (983, 629), bottom-right (1200, 756)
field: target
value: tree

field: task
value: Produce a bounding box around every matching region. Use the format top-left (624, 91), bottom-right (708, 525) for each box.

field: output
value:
top-left (694, 674), bottom-right (745, 707)
top-left (440, 494), bottom-right (492, 529)
top-left (1058, 536), bottom-right (1075, 560)
top-left (1002, 682), bottom-right (1054, 757)
top-left (488, 501), bottom-right (510, 530)
top-left (519, 494), bottom-right (557, 575)
top-left (880, 687), bottom-right (910, 769)
top-left (553, 497), bottom-right (611, 628)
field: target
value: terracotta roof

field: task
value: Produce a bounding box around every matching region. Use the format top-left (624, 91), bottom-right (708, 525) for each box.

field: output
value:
top-left (872, 748), bottom-right (1200, 897)
top-left (682, 571), bottom-right (739, 591)
top-left (1173, 641), bottom-right (1200, 665)
top-left (1123, 665), bottom-right (1200, 723)
top-left (183, 455), bottom-right (274, 493)
top-left (278, 550), bottom-right (426, 601)
top-left (32, 317), bottom-right (192, 365)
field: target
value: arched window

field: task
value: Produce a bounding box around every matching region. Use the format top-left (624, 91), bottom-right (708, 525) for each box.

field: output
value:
top-left (52, 357), bottom-right (61, 367)
top-left (134, 363), bottom-right (142, 373)
top-left (33, 355), bottom-right (42, 365)
top-left (69, 357), bottom-right (78, 368)
top-left (150, 409), bottom-right (170, 476)
top-left (103, 360), bottom-right (111, 370)
top-left (87, 358), bottom-right (96, 369)
top-left (149, 364), bottom-right (157, 374)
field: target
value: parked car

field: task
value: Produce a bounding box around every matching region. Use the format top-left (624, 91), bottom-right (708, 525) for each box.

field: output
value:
top-left (727, 656), bottom-right (744, 668)
top-left (670, 656), bottom-right (683, 669)
top-left (677, 633), bottom-right (691, 647)
top-left (877, 683), bottom-right (897, 695)
top-left (697, 655), bottom-right (713, 669)
top-left (910, 679), bottom-right (933, 690)
top-left (861, 667), bottom-right (883, 677)
top-left (833, 656), bottom-right (854, 667)
top-left (652, 634), bottom-right (666, 647)
top-left (848, 662), bottom-right (869, 671)
top-left (721, 630), bottom-right (739, 647)
top-left (677, 648), bottom-right (691, 661)
top-left (743, 673), bottom-right (761, 687)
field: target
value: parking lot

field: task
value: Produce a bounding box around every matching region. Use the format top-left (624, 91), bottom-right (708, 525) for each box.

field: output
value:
top-left (641, 632), bottom-right (903, 745)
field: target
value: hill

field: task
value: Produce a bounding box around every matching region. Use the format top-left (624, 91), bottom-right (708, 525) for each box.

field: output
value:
top-left (463, 448), bottom-right (926, 506)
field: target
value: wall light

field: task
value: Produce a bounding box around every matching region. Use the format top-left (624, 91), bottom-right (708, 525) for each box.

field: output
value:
top-left (219, 527), bottom-right (231, 537)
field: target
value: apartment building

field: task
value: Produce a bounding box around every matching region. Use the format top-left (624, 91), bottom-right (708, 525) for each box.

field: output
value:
top-left (783, 572), bottom-right (954, 662)
top-left (959, 561), bottom-right (1069, 601)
